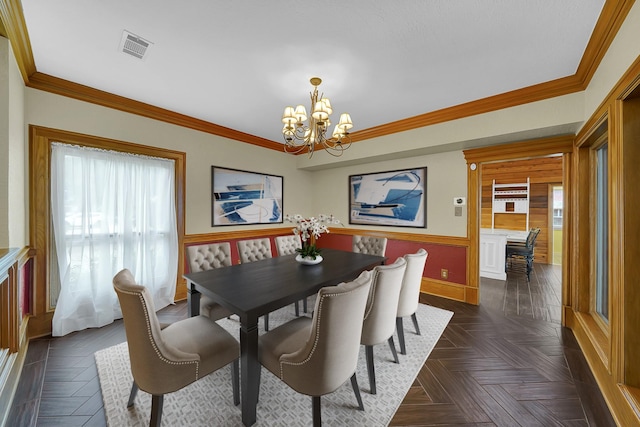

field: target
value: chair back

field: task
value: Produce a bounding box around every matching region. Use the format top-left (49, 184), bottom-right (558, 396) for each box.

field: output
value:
top-left (186, 242), bottom-right (232, 272)
top-left (275, 234), bottom-right (302, 256)
top-left (113, 269), bottom-right (199, 394)
top-left (278, 272), bottom-right (372, 395)
top-left (237, 238), bottom-right (273, 263)
top-left (397, 248), bottom-right (428, 318)
top-left (525, 228), bottom-right (541, 249)
top-left (352, 235), bottom-right (388, 256)
top-left (361, 257), bottom-right (407, 345)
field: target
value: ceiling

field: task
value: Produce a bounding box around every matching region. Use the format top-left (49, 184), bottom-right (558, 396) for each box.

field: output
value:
top-left (18, 1), bottom-right (606, 146)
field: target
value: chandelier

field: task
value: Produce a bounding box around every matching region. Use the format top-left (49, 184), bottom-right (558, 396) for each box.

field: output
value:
top-left (281, 77), bottom-right (353, 157)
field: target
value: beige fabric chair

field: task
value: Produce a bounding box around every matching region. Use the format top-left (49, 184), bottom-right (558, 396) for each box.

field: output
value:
top-left (352, 235), bottom-right (388, 257)
top-left (186, 242), bottom-right (233, 320)
top-left (237, 238), bottom-right (273, 263)
top-left (236, 238), bottom-right (273, 330)
top-left (258, 273), bottom-right (372, 426)
top-left (275, 234), bottom-right (302, 256)
top-left (396, 248), bottom-right (429, 355)
top-left (113, 269), bottom-right (240, 427)
top-left (360, 257), bottom-right (407, 394)
top-left (275, 234), bottom-right (308, 315)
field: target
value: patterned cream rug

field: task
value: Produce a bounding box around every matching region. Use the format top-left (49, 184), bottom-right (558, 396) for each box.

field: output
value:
top-left (96, 302), bottom-right (453, 426)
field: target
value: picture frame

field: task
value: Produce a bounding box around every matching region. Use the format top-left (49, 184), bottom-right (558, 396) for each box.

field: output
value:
top-left (349, 167), bottom-right (426, 228)
top-left (211, 166), bottom-right (283, 226)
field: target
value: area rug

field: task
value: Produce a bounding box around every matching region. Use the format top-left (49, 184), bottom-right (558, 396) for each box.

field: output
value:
top-left (96, 302), bottom-right (453, 426)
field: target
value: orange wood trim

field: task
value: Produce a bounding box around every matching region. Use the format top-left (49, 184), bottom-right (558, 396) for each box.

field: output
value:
top-left (27, 72), bottom-right (283, 150)
top-left (1, 0), bottom-right (633, 149)
top-left (421, 278), bottom-right (478, 304)
top-left (28, 125), bottom-right (187, 338)
top-left (575, 0), bottom-right (637, 87)
top-left (464, 135), bottom-right (574, 164)
top-left (0, 0), bottom-right (36, 81)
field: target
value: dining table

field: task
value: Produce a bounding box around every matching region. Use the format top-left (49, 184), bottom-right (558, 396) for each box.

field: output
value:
top-left (183, 247), bottom-right (386, 426)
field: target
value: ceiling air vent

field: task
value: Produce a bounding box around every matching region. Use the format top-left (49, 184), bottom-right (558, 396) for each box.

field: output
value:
top-left (119, 31), bottom-right (152, 60)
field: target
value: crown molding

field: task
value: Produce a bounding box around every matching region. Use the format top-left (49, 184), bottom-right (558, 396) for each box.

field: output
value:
top-left (1, 0), bottom-right (635, 151)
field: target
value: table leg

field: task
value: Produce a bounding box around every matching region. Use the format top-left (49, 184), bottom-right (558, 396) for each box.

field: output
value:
top-left (186, 282), bottom-right (201, 317)
top-left (240, 316), bottom-right (260, 426)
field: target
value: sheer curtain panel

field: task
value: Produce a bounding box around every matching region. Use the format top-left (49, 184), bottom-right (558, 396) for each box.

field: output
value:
top-left (50, 143), bottom-right (178, 336)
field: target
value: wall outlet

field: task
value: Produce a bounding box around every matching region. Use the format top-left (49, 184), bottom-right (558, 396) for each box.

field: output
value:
top-left (441, 268), bottom-right (448, 279)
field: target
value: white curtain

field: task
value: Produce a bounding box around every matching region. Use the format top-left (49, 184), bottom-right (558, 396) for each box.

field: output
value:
top-left (50, 143), bottom-right (178, 336)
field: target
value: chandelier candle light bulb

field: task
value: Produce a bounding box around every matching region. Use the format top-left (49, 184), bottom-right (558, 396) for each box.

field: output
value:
top-left (285, 214), bottom-right (343, 264)
top-left (281, 77), bottom-right (353, 158)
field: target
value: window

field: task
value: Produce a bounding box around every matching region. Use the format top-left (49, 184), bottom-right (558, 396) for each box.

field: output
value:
top-left (49, 143), bottom-right (179, 336)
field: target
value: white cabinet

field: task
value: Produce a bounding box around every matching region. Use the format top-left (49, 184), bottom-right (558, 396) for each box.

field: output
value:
top-left (480, 231), bottom-right (507, 280)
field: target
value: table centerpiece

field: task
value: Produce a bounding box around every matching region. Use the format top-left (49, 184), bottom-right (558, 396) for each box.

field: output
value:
top-left (285, 214), bottom-right (342, 265)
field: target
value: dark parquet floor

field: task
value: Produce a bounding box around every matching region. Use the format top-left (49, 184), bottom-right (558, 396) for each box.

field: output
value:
top-left (8, 263), bottom-right (616, 426)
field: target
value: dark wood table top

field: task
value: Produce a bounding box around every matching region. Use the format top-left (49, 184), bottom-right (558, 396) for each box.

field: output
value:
top-left (184, 248), bottom-right (386, 319)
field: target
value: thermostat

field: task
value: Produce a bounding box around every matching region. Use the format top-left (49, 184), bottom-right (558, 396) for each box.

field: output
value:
top-left (453, 197), bottom-right (466, 206)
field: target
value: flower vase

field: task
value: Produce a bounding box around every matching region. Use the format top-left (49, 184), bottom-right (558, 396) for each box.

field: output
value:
top-left (295, 254), bottom-right (323, 265)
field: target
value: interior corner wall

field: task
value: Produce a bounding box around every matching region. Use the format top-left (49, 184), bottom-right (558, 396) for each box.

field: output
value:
top-left (584, 1), bottom-right (640, 121)
top-left (310, 150), bottom-right (467, 237)
top-left (24, 88), bottom-right (312, 235)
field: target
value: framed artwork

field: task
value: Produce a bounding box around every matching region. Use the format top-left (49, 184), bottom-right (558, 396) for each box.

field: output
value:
top-left (349, 167), bottom-right (426, 228)
top-left (211, 166), bottom-right (283, 226)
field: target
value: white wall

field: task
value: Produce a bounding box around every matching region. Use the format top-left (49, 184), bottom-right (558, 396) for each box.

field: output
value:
top-left (0, 37), bottom-right (27, 248)
top-left (25, 89), bottom-right (312, 235)
top-left (310, 150), bottom-right (467, 237)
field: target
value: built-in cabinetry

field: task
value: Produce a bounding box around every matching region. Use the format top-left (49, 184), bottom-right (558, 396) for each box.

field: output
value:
top-left (479, 228), bottom-right (529, 280)
top-left (491, 178), bottom-right (529, 230)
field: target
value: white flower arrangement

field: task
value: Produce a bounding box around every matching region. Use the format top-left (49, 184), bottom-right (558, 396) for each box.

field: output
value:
top-left (285, 214), bottom-right (342, 259)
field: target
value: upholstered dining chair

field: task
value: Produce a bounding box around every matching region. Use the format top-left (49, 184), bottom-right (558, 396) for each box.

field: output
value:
top-left (352, 235), bottom-right (388, 257)
top-left (258, 272), bottom-right (372, 427)
top-left (237, 238), bottom-right (273, 330)
top-left (186, 242), bottom-right (233, 321)
top-left (275, 234), bottom-right (308, 316)
top-left (237, 237), bottom-right (273, 263)
top-left (113, 269), bottom-right (240, 427)
top-left (395, 248), bottom-right (428, 355)
top-left (360, 257), bottom-right (407, 394)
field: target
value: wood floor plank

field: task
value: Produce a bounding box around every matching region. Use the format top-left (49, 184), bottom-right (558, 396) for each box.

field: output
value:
top-left (6, 263), bottom-right (617, 427)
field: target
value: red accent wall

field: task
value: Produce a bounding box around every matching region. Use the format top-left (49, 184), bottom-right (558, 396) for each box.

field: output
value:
top-left (318, 234), bottom-right (467, 285)
top-left (185, 232), bottom-right (468, 285)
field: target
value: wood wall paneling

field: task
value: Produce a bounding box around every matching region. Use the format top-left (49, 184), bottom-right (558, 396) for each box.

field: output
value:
top-left (481, 156), bottom-right (564, 265)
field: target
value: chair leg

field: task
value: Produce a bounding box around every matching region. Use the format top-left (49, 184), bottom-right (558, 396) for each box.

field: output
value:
top-left (294, 300), bottom-right (300, 317)
top-left (365, 345), bottom-right (376, 394)
top-left (312, 395), bottom-right (322, 427)
top-left (396, 317), bottom-right (407, 355)
top-left (303, 297), bottom-right (308, 313)
top-left (231, 359), bottom-right (240, 406)
top-left (264, 313), bottom-right (269, 331)
top-left (127, 382), bottom-right (139, 407)
top-left (388, 337), bottom-right (399, 364)
top-left (149, 394), bottom-right (163, 427)
top-left (350, 373), bottom-right (365, 411)
top-left (411, 312), bottom-right (421, 336)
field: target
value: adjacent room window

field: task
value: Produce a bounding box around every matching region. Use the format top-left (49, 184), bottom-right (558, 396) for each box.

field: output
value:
top-left (49, 143), bottom-right (179, 336)
top-left (595, 143), bottom-right (609, 322)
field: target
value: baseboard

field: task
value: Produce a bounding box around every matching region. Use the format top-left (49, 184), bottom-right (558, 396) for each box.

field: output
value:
top-left (0, 340), bottom-right (29, 427)
top-left (566, 308), bottom-right (640, 426)
top-left (421, 278), bottom-right (478, 304)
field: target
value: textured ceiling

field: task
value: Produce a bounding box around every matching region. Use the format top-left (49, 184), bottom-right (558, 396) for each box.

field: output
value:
top-left (20, 0), bottom-right (605, 144)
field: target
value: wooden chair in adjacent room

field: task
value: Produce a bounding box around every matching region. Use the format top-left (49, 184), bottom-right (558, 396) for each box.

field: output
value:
top-left (505, 227), bottom-right (541, 281)
top-left (113, 269), bottom-right (240, 427)
top-left (257, 273), bottom-right (372, 427)
top-left (395, 248), bottom-right (429, 355)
